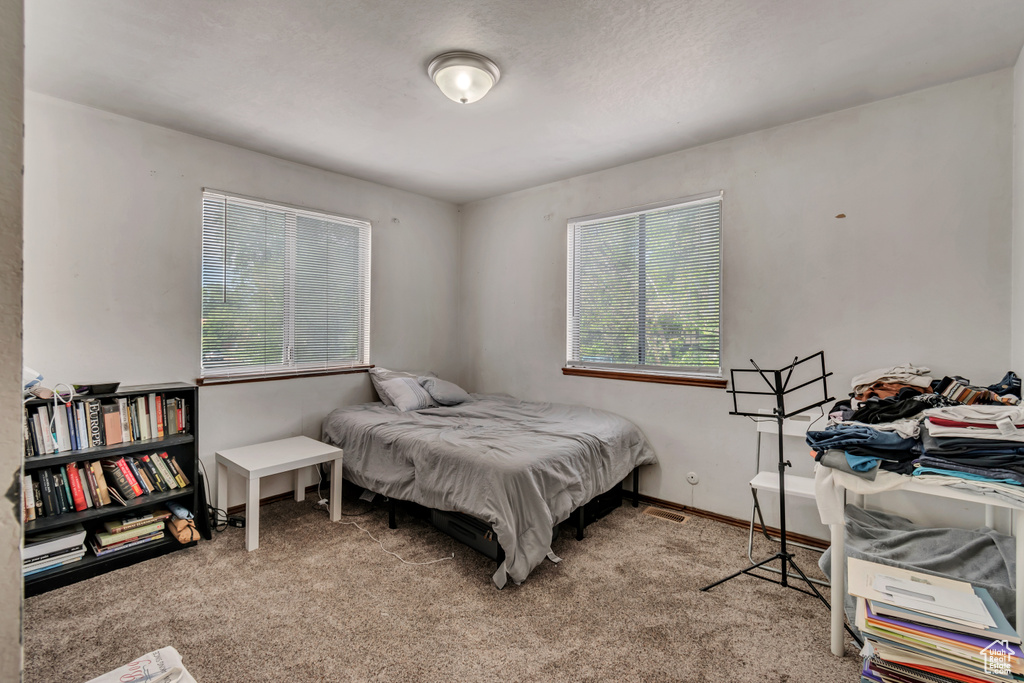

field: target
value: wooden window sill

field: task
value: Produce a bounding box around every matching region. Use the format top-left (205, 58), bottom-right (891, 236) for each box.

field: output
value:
top-left (197, 365), bottom-right (373, 387)
top-left (562, 366), bottom-right (727, 389)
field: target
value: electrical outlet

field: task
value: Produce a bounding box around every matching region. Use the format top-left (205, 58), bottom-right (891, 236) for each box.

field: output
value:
top-left (228, 516), bottom-right (246, 528)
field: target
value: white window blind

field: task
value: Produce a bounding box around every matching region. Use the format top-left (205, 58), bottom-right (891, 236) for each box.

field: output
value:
top-left (201, 190), bottom-right (371, 380)
top-left (566, 192), bottom-right (722, 377)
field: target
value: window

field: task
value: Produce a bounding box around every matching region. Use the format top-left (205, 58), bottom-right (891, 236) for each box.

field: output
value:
top-left (200, 190), bottom-right (371, 381)
top-left (566, 191), bottom-right (722, 381)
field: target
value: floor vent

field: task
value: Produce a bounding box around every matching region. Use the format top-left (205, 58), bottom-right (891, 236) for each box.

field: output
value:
top-left (643, 507), bottom-right (688, 524)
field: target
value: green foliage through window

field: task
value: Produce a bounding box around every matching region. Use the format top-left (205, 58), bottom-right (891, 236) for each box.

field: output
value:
top-left (567, 193), bottom-right (721, 375)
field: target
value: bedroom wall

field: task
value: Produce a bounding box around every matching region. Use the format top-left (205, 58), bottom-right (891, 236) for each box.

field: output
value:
top-left (0, 0), bottom-right (23, 677)
top-left (459, 70), bottom-right (1014, 540)
top-left (1012, 44), bottom-right (1024, 372)
top-left (22, 94), bottom-right (461, 508)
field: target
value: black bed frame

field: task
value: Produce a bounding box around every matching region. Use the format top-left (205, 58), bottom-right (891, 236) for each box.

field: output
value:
top-left (383, 467), bottom-right (641, 571)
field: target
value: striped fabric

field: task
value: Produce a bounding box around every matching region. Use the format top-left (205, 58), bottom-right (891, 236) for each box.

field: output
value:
top-left (379, 377), bottom-right (436, 412)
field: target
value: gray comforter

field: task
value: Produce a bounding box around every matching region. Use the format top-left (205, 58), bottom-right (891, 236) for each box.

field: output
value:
top-left (321, 394), bottom-right (657, 587)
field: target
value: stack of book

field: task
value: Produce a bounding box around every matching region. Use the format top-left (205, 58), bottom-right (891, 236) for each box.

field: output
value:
top-left (89, 510), bottom-right (171, 558)
top-left (23, 451), bottom-right (190, 522)
top-left (22, 524), bottom-right (87, 576)
top-left (22, 392), bottom-right (190, 457)
top-left (851, 557), bottom-right (1023, 683)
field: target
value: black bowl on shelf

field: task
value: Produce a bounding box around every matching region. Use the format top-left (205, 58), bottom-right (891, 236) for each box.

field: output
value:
top-left (73, 382), bottom-right (120, 395)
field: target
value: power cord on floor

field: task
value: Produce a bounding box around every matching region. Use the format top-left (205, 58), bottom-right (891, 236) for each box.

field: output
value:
top-left (335, 517), bottom-right (454, 566)
top-left (198, 458), bottom-right (228, 533)
top-left (313, 462), bottom-right (372, 517)
top-left (310, 465), bottom-right (452, 566)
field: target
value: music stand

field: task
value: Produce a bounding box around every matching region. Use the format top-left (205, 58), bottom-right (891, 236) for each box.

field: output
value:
top-left (700, 351), bottom-right (861, 645)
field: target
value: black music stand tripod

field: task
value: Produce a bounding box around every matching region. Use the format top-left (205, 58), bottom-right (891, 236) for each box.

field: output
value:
top-left (699, 352), bottom-right (861, 645)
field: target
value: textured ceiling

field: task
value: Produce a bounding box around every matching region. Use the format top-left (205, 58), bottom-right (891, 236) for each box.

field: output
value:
top-left (25, 0), bottom-right (1024, 204)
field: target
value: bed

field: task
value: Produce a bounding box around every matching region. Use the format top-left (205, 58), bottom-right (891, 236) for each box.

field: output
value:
top-left (321, 393), bottom-right (657, 587)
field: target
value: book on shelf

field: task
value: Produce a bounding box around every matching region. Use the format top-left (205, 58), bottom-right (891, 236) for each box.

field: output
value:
top-left (150, 452), bottom-right (177, 490)
top-left (23, 523), bottom-right (87, 562)
top-left (101, 404), bottom-right (122, 446)
top-left (32, 477), bottom-right (43, 519)
top-left (24, 540), bottom-right (86, 571)
top-left (65, 463), bottom-right (88, 512)
top-left (103, 509), bottom-right (172, 535)
top-left (101, 458), bottom-right (140, 501)
top-left (129, 457), bottom-right (153, 494)
top-left (23, 392), bottom-right (190, 458)
top-left (139, 455), bottom-right (167, 492)
top-left (23, 543), bottom-right (86, 568)
top-left (162, 453), bottom-right (190, 487)
top-left (22, 474), bottom-right (35, 522)
top-left (24, 553), bottom-right (85, 577)
top-left (54, 470), bottom-right (69, 514)
top-left (93, 519), bottom-right (166, 548)
top-left (86, 399), bottom-right (104, 448)
top-left (82, 464), bottom-right (99, 509)
top-left (155, 395), bottom-right (164, 438)
top-left (850, 557), bottom-right (1023, 683)
top-left (117, 397), bottom-right (130, 443)
top-left (90, 461), bottom-right (111, 506)
top-left (77, 468), bottom-right (93, 509)
top-left (90, 530), bottom-right (165, 558)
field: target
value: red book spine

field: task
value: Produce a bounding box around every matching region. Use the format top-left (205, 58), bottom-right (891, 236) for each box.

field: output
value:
top-left (115, 457), bottom-right (144, 496)
top-left (65, 463), bottom-right (88, 511)
top-left (155, 395), bottom-right (164, 438)
top-left (176, 401), bottom-right (183, 432)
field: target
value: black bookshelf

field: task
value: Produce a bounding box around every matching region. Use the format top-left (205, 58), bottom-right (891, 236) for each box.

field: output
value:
top-left (22, 382), bottom-right (199, 597)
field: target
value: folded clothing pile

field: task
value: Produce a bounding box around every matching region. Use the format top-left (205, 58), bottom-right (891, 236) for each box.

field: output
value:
top-left (809, 366), bottom-right (1023, 492)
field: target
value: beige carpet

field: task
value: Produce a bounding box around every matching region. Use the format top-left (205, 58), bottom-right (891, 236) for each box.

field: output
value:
top-left (24, 497), bottom-right (860, 682)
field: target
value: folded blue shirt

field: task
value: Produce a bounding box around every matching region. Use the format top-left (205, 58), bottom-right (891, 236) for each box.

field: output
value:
top-left (845, 452), bottom-right (880, 472)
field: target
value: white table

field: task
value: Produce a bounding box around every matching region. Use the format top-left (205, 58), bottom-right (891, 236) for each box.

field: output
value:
top-left (216, 436), bottom-right (343, 551)
top-left (818, 466), bottom-right (1024, 656)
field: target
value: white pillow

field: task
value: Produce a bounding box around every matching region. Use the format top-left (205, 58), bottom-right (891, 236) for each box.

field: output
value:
top-left (378, 377), bottom-right (436, 411)
top-left (370, 367), bottom-right (434, 406)
top-left (419, 377), bottom-right (472, 406)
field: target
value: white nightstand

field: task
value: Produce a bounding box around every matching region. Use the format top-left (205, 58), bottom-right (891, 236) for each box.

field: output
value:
top-left (215, 436), bottom-right (343, 551)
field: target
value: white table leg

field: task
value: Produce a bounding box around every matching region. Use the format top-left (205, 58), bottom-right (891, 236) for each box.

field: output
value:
top-left (985, 504), bottom-right (996, 529)
top-left (330, 456), bottom-right (343, 522)
top-left (217, 461), bottom-right (228, 518)
top-left (830, 522), bottom-right (845, 657)
top-left (1015, 509), bottom-right (1024, 632)
top-left (294, 467), bottom-right (305, 503)
top-left (246, 476), bottom-right (260, 551)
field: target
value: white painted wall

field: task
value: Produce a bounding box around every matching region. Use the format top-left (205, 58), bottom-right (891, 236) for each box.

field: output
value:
top-left (459, 71), bottom-right (1014, 539)
top-left (0, 0), bottom-right (23, 678)
top-left (23, 94), bottom-right (461, 507)
top-left (1012, 45), bottom-right (1024, 372)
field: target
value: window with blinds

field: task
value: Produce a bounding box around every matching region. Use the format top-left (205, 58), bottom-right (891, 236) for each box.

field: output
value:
top-left (200, 190), bottom-right (371, 381)
top-left (566, 192), bottom-right (722, 378)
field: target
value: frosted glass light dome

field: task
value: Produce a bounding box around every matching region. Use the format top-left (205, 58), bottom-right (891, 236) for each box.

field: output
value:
top-left (427, 52), bottom-right (501, 104)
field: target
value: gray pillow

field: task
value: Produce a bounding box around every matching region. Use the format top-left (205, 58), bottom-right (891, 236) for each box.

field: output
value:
top-left (370, 367), bottom-right (435, 406)
top-left (419, 377), bottom-right (472, 406)
top-left (378, 377), bottom-right (436, 411)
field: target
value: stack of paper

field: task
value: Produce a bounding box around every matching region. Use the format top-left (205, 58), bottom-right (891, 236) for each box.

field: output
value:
top-left (850, 558), bottom-right (1023, 683)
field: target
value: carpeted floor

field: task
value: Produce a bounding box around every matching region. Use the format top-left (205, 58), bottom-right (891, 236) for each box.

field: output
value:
top-left (24, 497), bottom-right (860, 682)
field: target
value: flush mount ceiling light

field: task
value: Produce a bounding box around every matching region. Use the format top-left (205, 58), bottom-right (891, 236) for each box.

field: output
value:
top-left (427, 51), bottom-right (501, 104)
